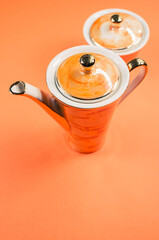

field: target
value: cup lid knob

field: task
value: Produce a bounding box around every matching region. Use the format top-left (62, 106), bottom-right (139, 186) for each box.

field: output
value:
top-left (80, 54), bottom-right (95, 67)
top-left (110, 14), bottom-right (123, 23)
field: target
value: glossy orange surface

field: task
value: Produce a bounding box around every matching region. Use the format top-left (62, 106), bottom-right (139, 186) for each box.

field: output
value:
top-left (64, 101), bottom-right (118, 153)
top-left (57, 52), bottom-right (119, 99)
top-left (1, 0), bottom-right (159, 240)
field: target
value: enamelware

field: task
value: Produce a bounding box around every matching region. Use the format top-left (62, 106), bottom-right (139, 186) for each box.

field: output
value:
top-left (10, 45), bottom-right (148, 153)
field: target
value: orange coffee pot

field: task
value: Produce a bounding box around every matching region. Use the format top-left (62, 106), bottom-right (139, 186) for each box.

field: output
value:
top-left (10, 46), bottom-right (148, 153)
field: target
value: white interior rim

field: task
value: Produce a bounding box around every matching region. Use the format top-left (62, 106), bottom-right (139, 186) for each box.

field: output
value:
top-left (83, 8), bottom-right (150, 56)
top-left (46, 45), bottom-right (129, 109)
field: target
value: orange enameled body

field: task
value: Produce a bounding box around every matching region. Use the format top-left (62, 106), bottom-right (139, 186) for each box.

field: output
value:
top-left (62, 100), bottom-right (118, 153)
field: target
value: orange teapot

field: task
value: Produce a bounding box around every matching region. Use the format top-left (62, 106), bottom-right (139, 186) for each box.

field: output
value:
top-left (10, 46), bottom-right (147, 153)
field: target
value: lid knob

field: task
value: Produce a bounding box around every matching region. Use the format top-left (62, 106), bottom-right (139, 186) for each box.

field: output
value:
top-left (110, 14), bottom-right (123, 23)
top-left (80, 54), bottom-right (95, 67)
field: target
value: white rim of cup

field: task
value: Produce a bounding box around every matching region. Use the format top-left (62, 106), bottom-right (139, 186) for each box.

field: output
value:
top-left (83, 8), bottom-right (150, 56)
top-left (46, 45), bottom-right (129, 109)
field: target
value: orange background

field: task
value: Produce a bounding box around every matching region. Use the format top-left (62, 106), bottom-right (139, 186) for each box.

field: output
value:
top-left (1, 0), bottom-right (159, 239)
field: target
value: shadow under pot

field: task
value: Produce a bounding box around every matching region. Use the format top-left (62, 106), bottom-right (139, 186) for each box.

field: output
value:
top-left (10, 45), bottom-right (148, 153)
top-left (83, 8), bottom-right (150, 62)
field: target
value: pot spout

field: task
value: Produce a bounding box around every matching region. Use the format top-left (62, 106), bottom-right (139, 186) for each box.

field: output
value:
top-left (9, 81), bottom-right (69, 131)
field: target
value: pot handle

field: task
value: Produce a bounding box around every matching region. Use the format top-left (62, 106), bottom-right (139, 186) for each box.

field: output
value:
top-left (119, 58), bottom-right (148, 104)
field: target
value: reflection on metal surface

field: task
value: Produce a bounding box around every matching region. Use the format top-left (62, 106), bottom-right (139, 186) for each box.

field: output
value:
top-left (110, 14), bottom-right (123, 23)
top-left (119, 58), bottom-right (148, 103)
top-left (80, 54), bottom-right (95, 67)
top-left (9, 81), bottom-right (26, 95)
top-left (127, 58), bottom-right (147, 71)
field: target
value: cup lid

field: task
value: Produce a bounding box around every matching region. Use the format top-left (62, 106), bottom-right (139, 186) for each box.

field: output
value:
top-left (90, 12), bottom-right (143, 50)
top-left (46, 45), bottom-right (129, 109)
top-left (56, 52), bottom-right (120, 99)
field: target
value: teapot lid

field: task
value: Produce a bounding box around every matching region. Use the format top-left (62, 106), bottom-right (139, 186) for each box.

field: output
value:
top-left (56, 52), bottom-right (120, 100)
top-left (90, 12), bottom-right (143, 50)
